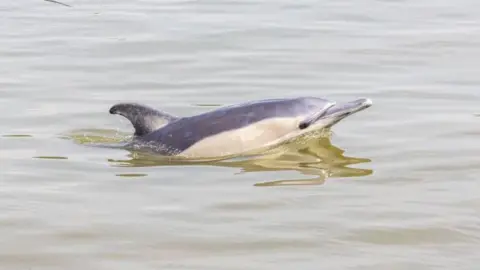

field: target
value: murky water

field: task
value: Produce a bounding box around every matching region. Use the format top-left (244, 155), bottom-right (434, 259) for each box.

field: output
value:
top-left (1, 0), bottom-right (479, 269)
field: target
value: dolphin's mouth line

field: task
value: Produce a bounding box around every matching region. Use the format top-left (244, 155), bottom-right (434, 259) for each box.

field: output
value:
top-left (312, 98), bottom-right (372, 128)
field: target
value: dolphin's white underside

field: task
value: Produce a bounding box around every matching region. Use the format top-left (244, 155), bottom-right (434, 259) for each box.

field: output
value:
top-left (179, 116), bottom-right (306, 158)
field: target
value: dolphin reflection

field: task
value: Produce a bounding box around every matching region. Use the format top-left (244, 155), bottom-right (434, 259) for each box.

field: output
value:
top-left (106, 135), bottom-right (372, 186)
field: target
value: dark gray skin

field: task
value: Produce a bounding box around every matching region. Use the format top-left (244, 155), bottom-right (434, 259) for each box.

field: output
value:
top-left (109, 103), bottom-right (177, 136)
top-left (109, 97), bottom-right (372, 156)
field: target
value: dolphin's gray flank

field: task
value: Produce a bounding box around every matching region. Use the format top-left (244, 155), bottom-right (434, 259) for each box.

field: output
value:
top-left (138, 98), bottom-right (331, 153)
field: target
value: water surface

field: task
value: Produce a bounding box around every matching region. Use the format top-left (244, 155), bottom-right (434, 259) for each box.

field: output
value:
top-left (1, 0), bottom-right (479, 269)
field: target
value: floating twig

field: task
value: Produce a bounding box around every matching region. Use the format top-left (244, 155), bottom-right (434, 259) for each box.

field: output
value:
top-left (44, 0), bottom-right (72, 7)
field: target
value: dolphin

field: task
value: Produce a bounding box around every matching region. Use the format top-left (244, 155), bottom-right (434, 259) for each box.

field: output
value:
top-left (109, 97), bottom-right (372, 158)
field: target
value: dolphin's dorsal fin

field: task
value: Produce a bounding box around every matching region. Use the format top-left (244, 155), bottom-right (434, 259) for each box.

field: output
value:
top-left (298, 102), bottom-right (336, 129)
top-left (109, 103), bottom-right (178, 136)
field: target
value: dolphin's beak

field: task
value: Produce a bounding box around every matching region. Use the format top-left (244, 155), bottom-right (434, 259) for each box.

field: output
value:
top-left (319, 98), bottom-right (372, 128)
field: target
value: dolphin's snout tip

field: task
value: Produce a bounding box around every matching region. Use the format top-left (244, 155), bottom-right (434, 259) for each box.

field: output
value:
top-left (353, 98), bottom-right (372, 109)
top-left (362, 98), bottom-right (373, 107)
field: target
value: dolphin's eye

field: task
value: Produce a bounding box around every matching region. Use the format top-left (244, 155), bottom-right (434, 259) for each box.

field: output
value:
top-left (299, 123), bottom-right (309, 129)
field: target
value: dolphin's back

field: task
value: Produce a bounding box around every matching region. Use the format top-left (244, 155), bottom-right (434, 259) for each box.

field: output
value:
top-left (137, 97), bottom-right (329, 154)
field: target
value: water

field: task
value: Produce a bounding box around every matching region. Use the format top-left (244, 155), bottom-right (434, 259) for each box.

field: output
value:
top-left (1, 0), bottom-right (479, 269)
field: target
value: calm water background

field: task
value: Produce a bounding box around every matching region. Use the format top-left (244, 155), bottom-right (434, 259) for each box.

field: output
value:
top-left (1, 0), bottom-right (479, 269)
